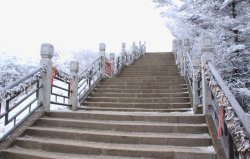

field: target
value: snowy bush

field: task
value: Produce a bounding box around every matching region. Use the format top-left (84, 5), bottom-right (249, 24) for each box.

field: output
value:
top-left (153, 0), bottom-right (250, 111)
top-left (0, 49), bottom-right (99, 89)
top-left (0, 53), bottom-right (39, 89)
top-left (53, 49), bottom-right (99, 74)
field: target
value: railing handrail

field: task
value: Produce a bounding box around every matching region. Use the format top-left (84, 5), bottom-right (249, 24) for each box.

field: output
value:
top-left (186, 51), bottom-right (192, 67)
top-left (173, 37), bottom-right (249, 158)
top-left (0, 67), bottom-right (42, 93)
top-left (207, 61), bottom-right (250, 135)
top-left (78, 56), bottom-right (101, 77)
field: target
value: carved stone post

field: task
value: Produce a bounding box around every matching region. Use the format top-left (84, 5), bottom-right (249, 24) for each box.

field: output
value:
top-left (201, 36), bottom-right (214, 115)
top-left (173, 40), bottom-right (178, 64)
top-left (69, 61), bottom-right (79, 111)
top-left (121, 43), bottom-right (126, 68)
top-left (139, 41), bottom-right (142, 58)
top-left (192, 56), bottom-right (201, 114)
top-left (132, 42), bottom-right (136, 61)
top-left (177, 40), bottom-right (182, 71)
top-left (99, 43), bottom-right (106, 77)
top-left (110, 53), bottom-right (115, 78)
top-left (38, 43), bottom-right (53, 112)
top-left (143, 41), bottom-right (146, 55)
top-left (183, 39), bottom-right (190, 77)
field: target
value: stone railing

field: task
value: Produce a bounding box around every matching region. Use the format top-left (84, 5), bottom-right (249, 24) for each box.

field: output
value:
top-left (0, 41), bottom-right (146, 142)
top-left (173, 36), bottom-right (250, 159)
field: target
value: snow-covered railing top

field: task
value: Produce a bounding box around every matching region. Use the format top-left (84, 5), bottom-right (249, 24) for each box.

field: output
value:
top-left (173, 36), bottom-right (250, 158)
top-left (78, 57), bottom-right (102, 81)
top-left (0, 66), bottom-right (46, 103)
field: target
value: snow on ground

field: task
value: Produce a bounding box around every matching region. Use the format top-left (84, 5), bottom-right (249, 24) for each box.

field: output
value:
top-left (196, 146), bottom-right (216, 153)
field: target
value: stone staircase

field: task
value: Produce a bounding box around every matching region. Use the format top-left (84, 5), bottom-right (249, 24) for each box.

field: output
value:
top-left (1, 52), bottom-right (217, 159)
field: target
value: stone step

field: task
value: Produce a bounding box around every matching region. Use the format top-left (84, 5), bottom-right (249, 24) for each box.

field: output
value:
top-left (89, 92), bottom-right (189, 98)
top-left (117, 75), bottom-right (182, 78)
top-left (45, 111), bottom-right (205, 124)
top-left (123, 68), bottom-right (178, 71)
top-left (118, 74), bottom-right (181, 77)
top-left (120, 70), bottom-right (179, 72)
top-left (119, 70), bottom-right (180, 73)
top-left (79, 106), bottom-right (192, 113)
top-left (100, 78), bottom-right (185, 83)
top-left (93, 88), bottom-right (188, 93)
top-left (98, 81), bottom-right (187, 86)
top-left (82, 102), bottom-right (190, 109)
top-left (96, 85), bottom-right (187, 89)
top-left (34, 117), bottom-right (208, 134)
top-left (85, 97), bottom-right (190, 103)
top-left (118, 73), bottom-right (180, 76)
top-left (112, 76), bottom-right (185, 80)
top-left (126, 64), bottom-right (176, 66)
top-left (12, 137), bottom-right (216, 159)
top-left (2, 148), bottom-right (143, 159)
top-left (121, 69), bottom-right (179, 72)
top-left (24, 127), bottom-right (212, 146)
top-left (2, 144), bottom-right (153, 159)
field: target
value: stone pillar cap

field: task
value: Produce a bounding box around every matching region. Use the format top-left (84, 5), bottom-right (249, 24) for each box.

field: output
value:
top-left (184, 39), bottom-right (189, 46)
top-left (99, 43), bottom-right (106, 51)
top-left (178, 40), bottom-right (182, 46)
top-left (122, 43), bottom-right (126, 48)
top-left (110, 53), bottom-right (115, 59)
top-left (201, 36), bottom-right (213, 52)
top-left (70, 61), bottom-right (79, 73)
top-left (41, 43), bottom-right (54, 59)
top-left (192, 56), bottom-right (201, 66)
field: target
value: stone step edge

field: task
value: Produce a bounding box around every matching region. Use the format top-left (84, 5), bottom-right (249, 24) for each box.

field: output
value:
top-left (86, 97), bottom-right (190, 99)
top-left (26, 126), bottom-right (211, 139)
top-left (82, 101), bottom-right (191, 105)
top-left (78, 107), bottom-right (191, 112)
top-left (14, 137), bottom-right (216, 155)
top-left (23, 127), bottom-right (212, 147)
top-left (2, 147), bottom-right (143, 159)
top-left (47, 110), bottom-right (203, 117)
top-left (38, 117), bottom-right (207, 127)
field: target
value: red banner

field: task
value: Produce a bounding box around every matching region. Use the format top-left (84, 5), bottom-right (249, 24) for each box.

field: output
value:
top-left (218, 106), bottom-right (223, 139)
top-left (51, 66), bottom-right (57, 85)
top-left (105, 62), bottom-right (112, 77)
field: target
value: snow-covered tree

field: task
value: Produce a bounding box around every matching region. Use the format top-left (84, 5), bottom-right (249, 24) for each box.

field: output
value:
top-left (153, 0), bottom-right (250, 111)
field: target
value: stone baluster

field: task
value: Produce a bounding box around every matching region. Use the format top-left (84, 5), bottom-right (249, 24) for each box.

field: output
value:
top-left (110, 53), bottom-right (115, 78)
top-left (99, 43), bottom-right (106, 77)
top-left (139, 41), bottom-right (142, 58)
top-left (132, 42), bottom-right (136, 61)
top-left (173, 39), bottom-right (178, 64)
top-left (143, 41), bottom-right (146, 55)
top-left (192, 56), bottom-right (201, 114)
top-left (177, 40), bottom-right (182, 71)
top-left (201, 36), bottom-right (214, 115)
top-left (182, 39), bottom-right (190, 77)
top-left (38, 43), bottom-right (54, 112)
top-left (69, 61), bottom-right (79, 111)
top-left (121, 43), bottom-right (126, 68)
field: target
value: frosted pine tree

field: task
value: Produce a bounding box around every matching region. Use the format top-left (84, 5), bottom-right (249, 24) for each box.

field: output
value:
top-left (153, 0), bottom-right (250, 112)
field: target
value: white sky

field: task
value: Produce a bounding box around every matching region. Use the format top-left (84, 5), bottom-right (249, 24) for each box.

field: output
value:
top-left (0, 0), bottom-right (173, 59)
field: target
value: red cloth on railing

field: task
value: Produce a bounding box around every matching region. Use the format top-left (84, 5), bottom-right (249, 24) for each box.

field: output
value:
top-left (70, 80), bottom-right (72, 97)
top-left (218, 106), bottom-right (223, 139)
top-left (51, 66), bottom-right (57, 85)
top-left (105, 62), bottom-right (112, 77)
